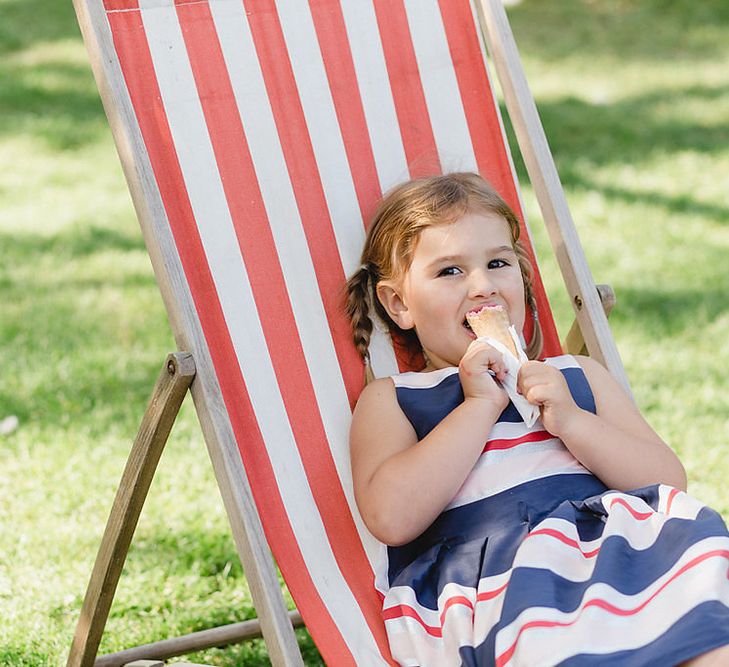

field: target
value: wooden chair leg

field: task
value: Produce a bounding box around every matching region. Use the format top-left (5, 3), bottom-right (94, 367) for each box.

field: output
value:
top-left (67, 353), bottom-right (196, 667)
top-left (563, 284), bottom-right (616, 356)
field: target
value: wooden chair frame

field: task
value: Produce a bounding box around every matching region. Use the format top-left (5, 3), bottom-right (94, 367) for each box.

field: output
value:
top-left (67, 0), bottom-right (629, 665)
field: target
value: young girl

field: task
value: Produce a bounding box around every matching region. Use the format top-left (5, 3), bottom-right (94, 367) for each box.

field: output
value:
top-left (345, 173), bottom-right (729, 666)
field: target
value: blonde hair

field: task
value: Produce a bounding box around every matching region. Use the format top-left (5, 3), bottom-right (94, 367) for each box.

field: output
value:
top-left (345, 172), bottom-right (543, 368)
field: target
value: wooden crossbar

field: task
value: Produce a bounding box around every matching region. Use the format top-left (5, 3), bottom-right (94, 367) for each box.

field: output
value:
top-left (95, 611), bottom-right (303, 667)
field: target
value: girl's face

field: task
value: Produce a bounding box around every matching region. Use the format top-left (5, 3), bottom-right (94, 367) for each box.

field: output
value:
top-left (378, 210), bottom-right (525, 370)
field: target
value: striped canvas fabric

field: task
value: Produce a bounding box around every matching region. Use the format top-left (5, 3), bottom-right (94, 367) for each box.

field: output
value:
top-left (88, 0), bottom-right (564, 663)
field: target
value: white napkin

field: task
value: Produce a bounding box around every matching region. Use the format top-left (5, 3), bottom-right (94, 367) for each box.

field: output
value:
top-left (477, 326), bottom-right (539, 427)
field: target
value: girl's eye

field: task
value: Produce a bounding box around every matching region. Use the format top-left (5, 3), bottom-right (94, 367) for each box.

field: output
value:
top-left (438, 266), bottom-right (462, 277)
top-left (488, 258), bottom-right (510, 269)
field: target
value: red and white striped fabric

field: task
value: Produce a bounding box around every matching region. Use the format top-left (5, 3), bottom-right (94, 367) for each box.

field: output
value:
top-left (91, 0), bottom-right (562, 663)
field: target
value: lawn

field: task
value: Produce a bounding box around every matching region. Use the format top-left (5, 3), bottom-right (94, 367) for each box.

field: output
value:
top-left (1, 0), bottom-right (727, 664)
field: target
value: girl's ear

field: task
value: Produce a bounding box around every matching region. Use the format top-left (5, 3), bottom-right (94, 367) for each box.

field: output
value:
top-left (376, 281), bottom-right (415, 330)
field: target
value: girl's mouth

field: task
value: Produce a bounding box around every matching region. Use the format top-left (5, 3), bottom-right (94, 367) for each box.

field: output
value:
top-left (463, 318), bottom-right (476, 337)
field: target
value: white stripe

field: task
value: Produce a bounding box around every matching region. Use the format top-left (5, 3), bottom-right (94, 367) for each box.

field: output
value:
top-left (369, 318), bottom-right (401, 380)
top-left (382, 573), bottom-right (511, 666)
top-left (449, 449), bottom-right (588, 509)
top-left (230, 0), bottom-right (380, 572)
top-left (340, 0), bottom-right (409, 192)
top-left (479, 432), bottom-right (564, 466)
top-left (384, 585), bottom-right (473, 667)
top-left (544, 354), bottom-right (581, 371)
top-left (449, 467), bottom-right (590, 511)
top-left (271, 3), bottom-right (395, 563)
top-left (487, 419), bottom-right (551, 441)
top-left (276, 2), bottom-right (364, 276)
top-left (404, 0), bottom-right (478, 173)
top-left (140, 5), bottom-right (385, 662)
top-left (517, 506), bottom-right (724, 584)
top-left (387, 619), bottom-right (459, 667)
top-left (338, 0), bottom-right (402, 378)
top-left (392, 367), bottom-right (459, 389)
top-left (498, 536), bottom-right (729, 665)
top-left (474, 572), bottom-right (511, 646)
top-left (658, 484), bottom-right (703, 520)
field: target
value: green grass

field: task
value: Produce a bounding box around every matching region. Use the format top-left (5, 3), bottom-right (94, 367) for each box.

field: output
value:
top-left (1, 0), bottom-right (728, 664)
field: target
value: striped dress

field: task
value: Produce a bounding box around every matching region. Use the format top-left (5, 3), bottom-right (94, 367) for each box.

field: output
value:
top-left (375, 355), bottom-right (729, 666)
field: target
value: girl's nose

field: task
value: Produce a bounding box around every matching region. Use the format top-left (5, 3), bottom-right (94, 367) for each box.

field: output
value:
top-left (467, 269), bottom-right (497, 299)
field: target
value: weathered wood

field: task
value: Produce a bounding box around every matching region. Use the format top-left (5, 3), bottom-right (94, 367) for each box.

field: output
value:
top-left (96, 611), bottom-right (304, 667)
top-left (474, 0), bottom-right (632, 396)
top-left (71, 1), bottom-right (306, 664)
top-left (563, 285), bottom-right (617, 356)
top-left (68, 353), bottom-right (196, 667)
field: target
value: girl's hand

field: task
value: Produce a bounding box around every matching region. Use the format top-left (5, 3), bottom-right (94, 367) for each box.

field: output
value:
top-left (459, 340), bottom-right (509, 411)
top-left (518, 361), bottom-right (582, 437)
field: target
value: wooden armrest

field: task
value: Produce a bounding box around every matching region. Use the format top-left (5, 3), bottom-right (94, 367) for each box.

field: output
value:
top-left (562, 284), bottom-right (616, 356)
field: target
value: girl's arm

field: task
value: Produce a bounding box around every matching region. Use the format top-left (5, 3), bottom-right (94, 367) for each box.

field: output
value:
top-left (518, 357), bottom-right (687, 492)
top-left (351, 341), bottom-right (508, 546)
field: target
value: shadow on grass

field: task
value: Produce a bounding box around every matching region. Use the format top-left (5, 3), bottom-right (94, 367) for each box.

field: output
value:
top-left (538, 86), bottom-right (729, 170)
top-left (0, 224), bottom-right (146, 261)
top-left (500, 84), bottom-right (729, 222)
top-left (611, 283), bottom-right (729, 340)
top-left (0, 61), bottom-right (109, 150)
top-left (0, 0), bottom-right (107, 150)
top-left (507, 0), bottom-right (729, 64)
top-left (0, 0), bottom-right (83, 55)
top-left (559, 174), bottom-right (729, 225)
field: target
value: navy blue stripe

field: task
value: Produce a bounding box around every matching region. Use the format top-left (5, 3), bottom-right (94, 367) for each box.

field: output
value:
top-left (558, 600), bottom-right (729, 667)
top-left (498, 511), bottom-right (729, 625)
top-left (560, 365), bottom-right (596, 414)
top-left (466, 600), bottom-right (729, 667)
top-left (388, 481), bottom-right (728, 613)
top-left (386, 474), bottom-right (607, 608)
top-left (394, 358), bottom-right (596, 440)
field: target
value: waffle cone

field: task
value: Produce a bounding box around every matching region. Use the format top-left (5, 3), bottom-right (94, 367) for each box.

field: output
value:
top-left (466, 306), bottom-right (518, 357)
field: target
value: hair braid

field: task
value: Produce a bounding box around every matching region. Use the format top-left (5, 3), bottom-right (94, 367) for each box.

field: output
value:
top-left (344, 265), bottom-right (375, 363)
top-left (515, 242), bottom-right (544, 360)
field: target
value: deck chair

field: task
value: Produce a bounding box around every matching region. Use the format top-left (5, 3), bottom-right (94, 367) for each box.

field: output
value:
top-left (67, 0), bottom-right (631, 665)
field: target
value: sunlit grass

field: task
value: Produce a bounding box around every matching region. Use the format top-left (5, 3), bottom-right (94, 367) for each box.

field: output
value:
top-left (2, 0), bottom-right (728, 664)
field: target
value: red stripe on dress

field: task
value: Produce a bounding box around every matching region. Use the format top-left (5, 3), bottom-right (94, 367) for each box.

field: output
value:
top-left (309, 0), bottom-right (382, 222)
top-left (496, 548), bottom-right (729, 666)
top-left (107, 8), bottom-right (351, 664)
top-left (477, 580), bottom-right (510, 602)
top-left (437, 0), bottom-right (561, 358)
top-left (666, 487), bottom-right (680, 514)
top-left (609, 497), bottom-right (653, 520)
top-left (384, 582), bottom-right (509, 636)
top-left (215, 2), bottom-right (393, 661)
top-left (527, 528), bottom-right (600, 558)
top-left (372, 0), bottom-right (440, 177)
top-left (483, 429), bottom-right (554, 453)
top-left (383, 604), bottom-right (443, 638)
top-left (242, 0), bottom-right (365, 409)
top-left (440, 594), bottom-right (474, 625)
